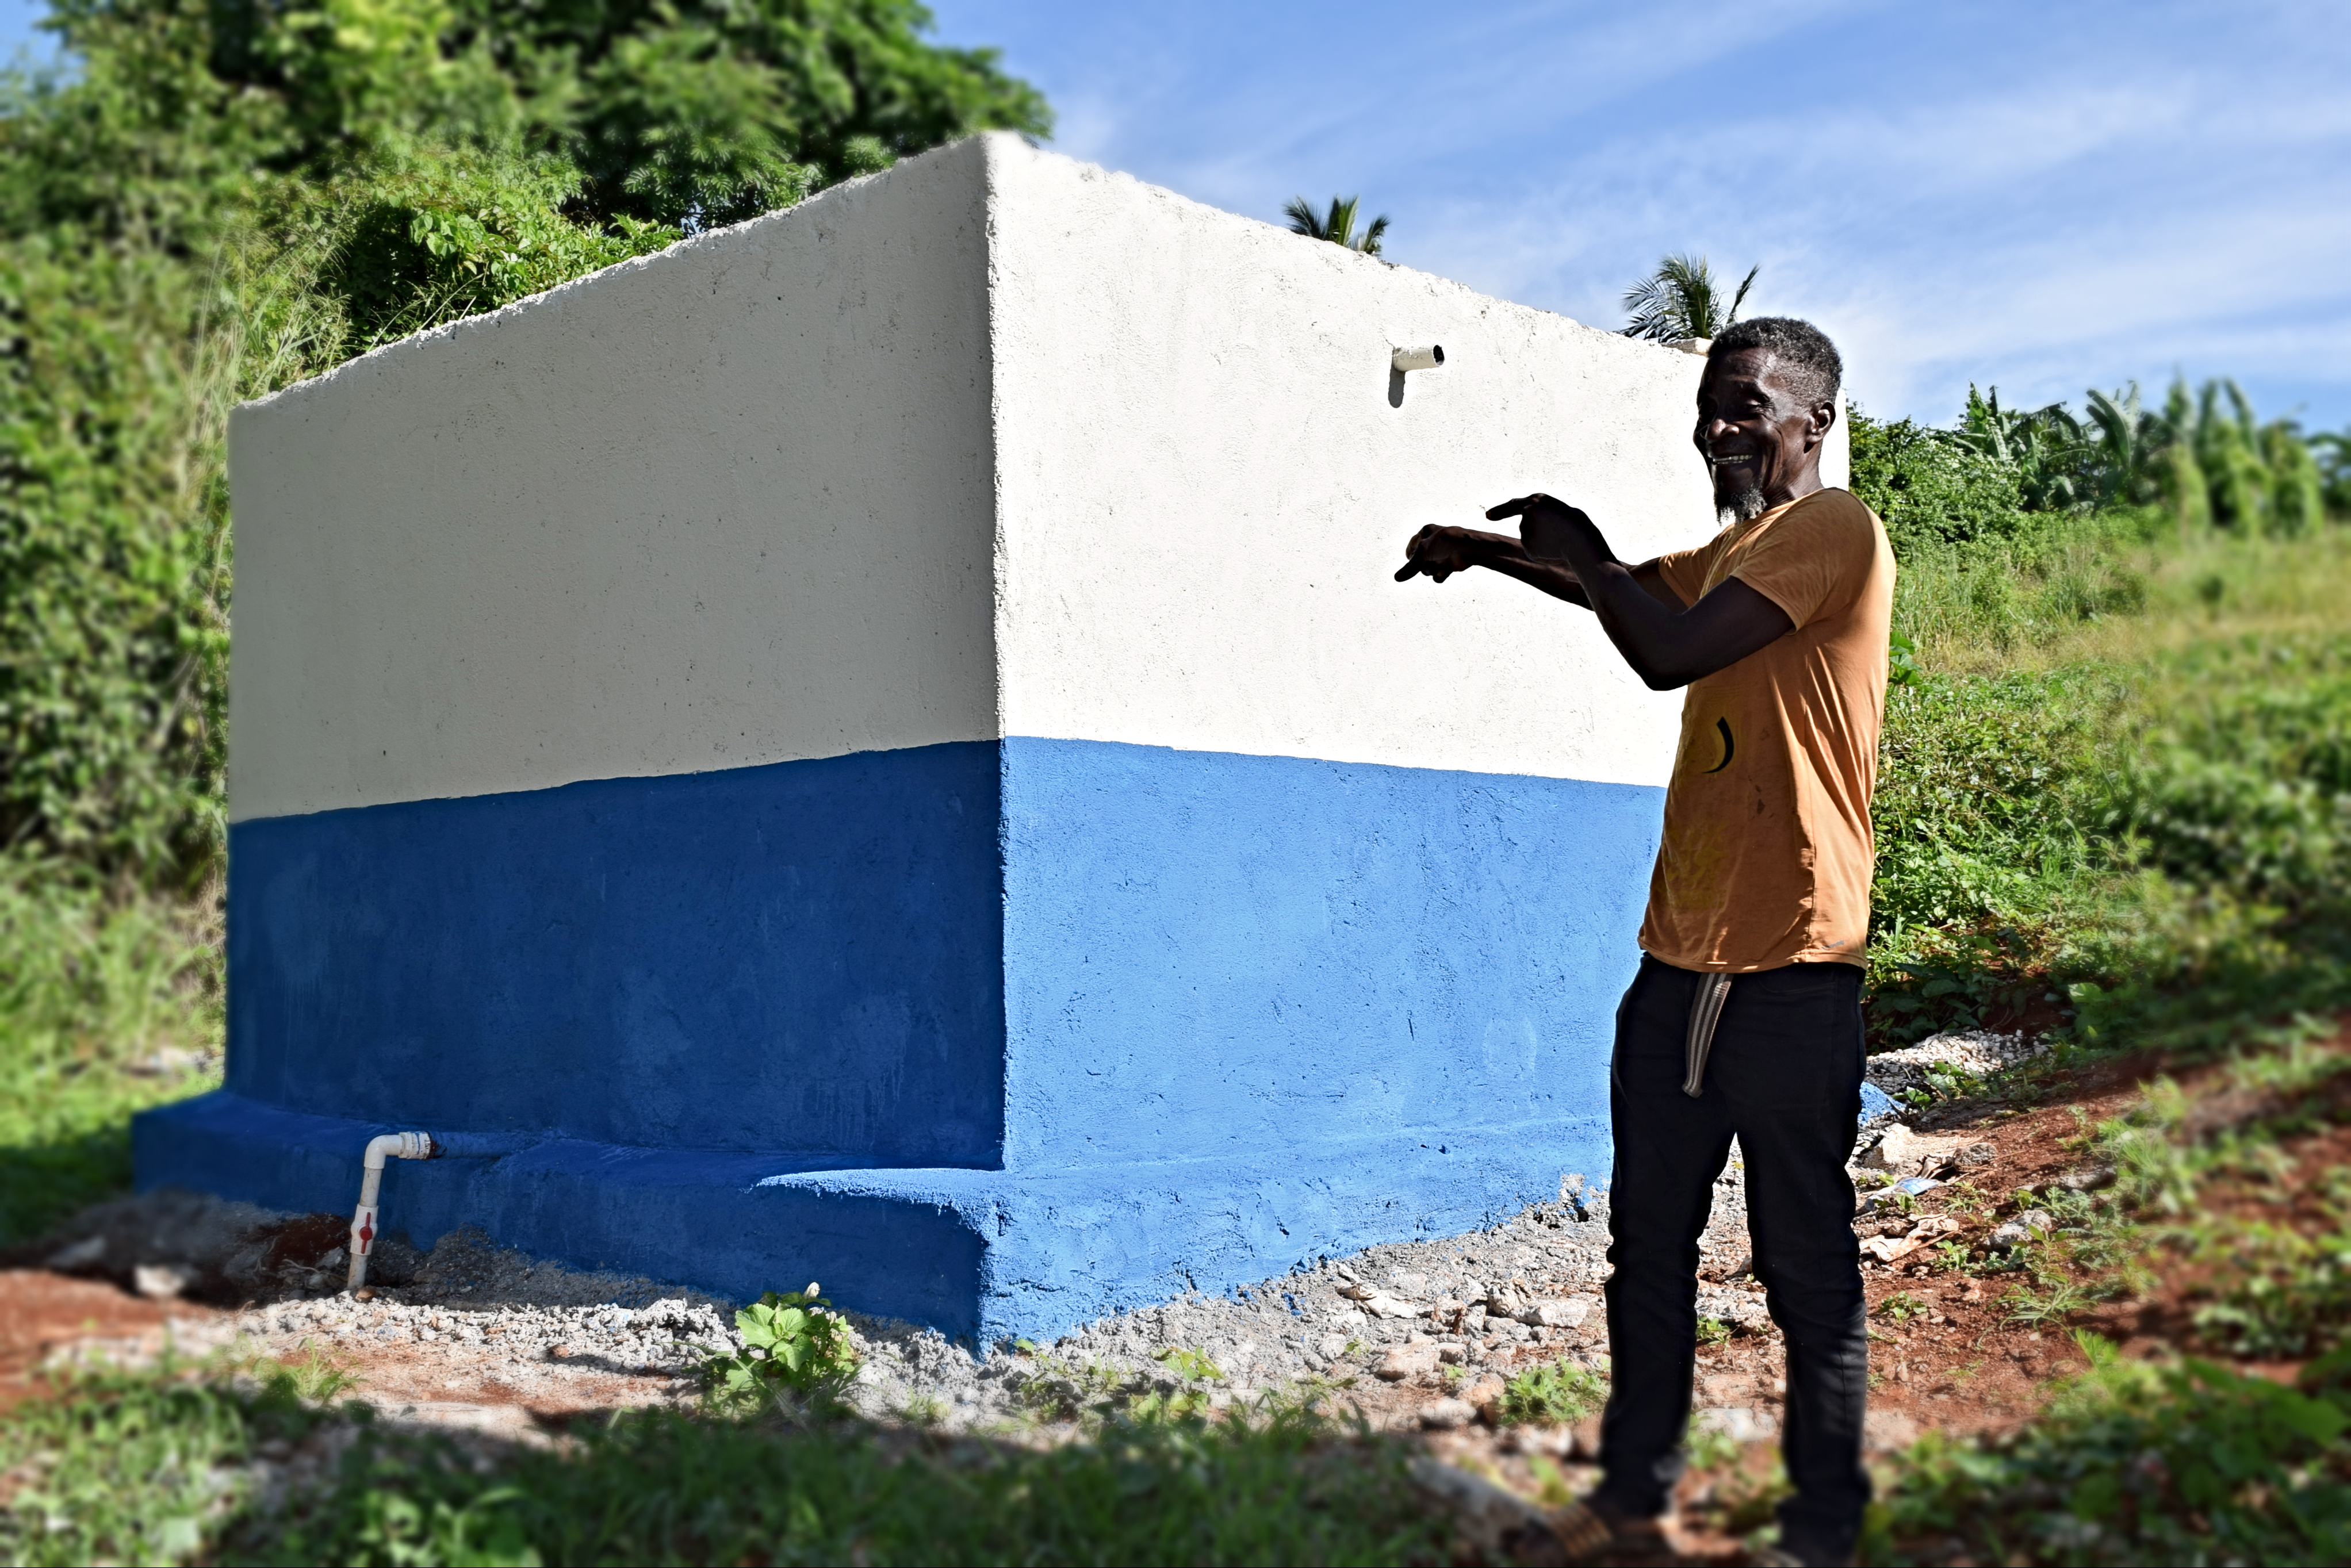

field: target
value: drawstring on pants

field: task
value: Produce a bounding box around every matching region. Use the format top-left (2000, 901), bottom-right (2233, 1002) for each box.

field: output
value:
top-left (1683, 972), bottom-right (1734, 1096)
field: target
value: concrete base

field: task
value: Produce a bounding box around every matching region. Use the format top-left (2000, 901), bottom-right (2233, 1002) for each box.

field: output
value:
top-left (136, 1090), bottom-right (1607, 1344)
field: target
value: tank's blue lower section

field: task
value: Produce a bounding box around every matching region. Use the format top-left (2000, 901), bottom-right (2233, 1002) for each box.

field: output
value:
top-left (139, 737), bottom-right (1667, 1343)
top-left (136, 1090), bottom-right (1613, 1343)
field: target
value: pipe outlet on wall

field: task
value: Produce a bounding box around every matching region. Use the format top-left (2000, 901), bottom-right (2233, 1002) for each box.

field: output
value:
top-left (346, 1129), bottom-right (529, 1291)
top-left (1391, 345), bottom-right (1445, 373)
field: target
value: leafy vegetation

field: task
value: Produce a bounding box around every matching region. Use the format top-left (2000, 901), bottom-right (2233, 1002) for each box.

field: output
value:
top-left (1619, 251), bottom-right (1757, 342)
top-left (1282, 193), bottom-right (1388, 255)
top-left (1850, 367), bottom-right (2351, 1051)
top-left (1867, 1336), bottom-right (2351, 1566)
top-left (0, 0), bottom-right (1046, 895)
top-left (696, 1284), bottom-right (861, 1408)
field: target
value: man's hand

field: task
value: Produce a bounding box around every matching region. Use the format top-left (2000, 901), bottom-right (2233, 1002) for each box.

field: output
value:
top-left (1395, 523), bottom-right (1591, 603)
top-left (1395, 524), bottom-right (1505, 584)
top-left (1476, 491), bottom-right (1794, 690)
top-left (1486, 494), bottom-right (1602, 565)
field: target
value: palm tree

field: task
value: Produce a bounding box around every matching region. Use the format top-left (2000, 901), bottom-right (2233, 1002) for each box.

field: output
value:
top-left (1284, 194), bottom-right (1389, 256)
top-left (1619, 254), bottom-right (1757, 342)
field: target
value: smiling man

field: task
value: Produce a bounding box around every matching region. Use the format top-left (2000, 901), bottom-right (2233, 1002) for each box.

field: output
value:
top-left (1395, 317), bottom-right (1893, 1567)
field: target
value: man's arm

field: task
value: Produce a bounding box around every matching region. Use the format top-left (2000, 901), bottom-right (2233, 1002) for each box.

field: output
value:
top-left (1394, 526), bottom-right (1683, 609)
top-left (1480, 494), bottom-right (1793, 691)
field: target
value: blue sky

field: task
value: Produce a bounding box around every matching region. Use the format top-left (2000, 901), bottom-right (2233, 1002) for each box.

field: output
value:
top-left (926, 0), bottom-right (2351, 431)
top-left (9, 1), bottom-right (2345, 429)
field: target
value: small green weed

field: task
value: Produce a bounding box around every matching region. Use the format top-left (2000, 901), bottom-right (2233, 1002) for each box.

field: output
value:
top-left (1012, 1350), bottom-right (1132, 1422)
top-left (1523, 1453), bottom-right (1579, 1508)
top-left (1498, 1358), bottom-right (1607, 1426)
top-left (1696, 1316), bottom-right (1732, 1345)
top-left (1876, 1290), bottom-right (1927, 1325)
top-left (1687, 1422), bottom-right (1743, 1471)
top-left (2004, 1279), bottom-right (2098, 1327)
top-left (1154, 1345), bottom-right (1224, 1383)
top-left (698, 1284), bottom-right (859, 1409)
top-left (259, 1340), bottom-right (362, 1404)
top-left (1127, 1348), bottom-right (1225, 1424)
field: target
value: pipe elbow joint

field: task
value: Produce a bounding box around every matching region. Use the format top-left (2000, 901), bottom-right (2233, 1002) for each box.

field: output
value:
top-left (361, 1130), bottom-right (433, 1170)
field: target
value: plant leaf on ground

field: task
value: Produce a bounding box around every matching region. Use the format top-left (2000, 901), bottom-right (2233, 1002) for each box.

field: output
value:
top-left (696, 1284), bottom-right (860, 1410)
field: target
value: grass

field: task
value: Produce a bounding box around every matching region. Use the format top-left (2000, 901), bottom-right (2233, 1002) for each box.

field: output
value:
top-left (1864, 1335), bottom-right (2351, 1566)
top-left (0, 867), bottom-right (224, 1248)
top-left (1496, 1357), bottom-right (1606, 1426)
top-left (0, 1358), bottom-right (1452, 1567)
top-left (1866, 523), bottom-right (2351, 1050)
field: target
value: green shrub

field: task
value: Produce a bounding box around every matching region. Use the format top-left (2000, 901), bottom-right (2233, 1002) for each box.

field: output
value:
top-left (696, 1285), bottom-right (861, 1408)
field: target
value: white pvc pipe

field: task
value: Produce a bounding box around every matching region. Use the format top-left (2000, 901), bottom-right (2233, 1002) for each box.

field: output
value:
top-left (347, 1130), bottom-right (433, 1291)
top-left (1392, 344), bottom-right (1445, 373)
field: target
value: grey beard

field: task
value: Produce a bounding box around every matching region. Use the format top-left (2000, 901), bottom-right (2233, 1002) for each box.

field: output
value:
top-left (1718, 486), bottom-right (1768, 526)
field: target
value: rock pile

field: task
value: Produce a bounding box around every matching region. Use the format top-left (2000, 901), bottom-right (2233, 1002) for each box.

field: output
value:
top-left (1864, 1030), bottom-right (2044, 1098)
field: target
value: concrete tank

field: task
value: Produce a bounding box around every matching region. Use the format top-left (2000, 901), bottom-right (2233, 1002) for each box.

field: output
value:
top-left (137, 132), bottom-right (1845, 1343)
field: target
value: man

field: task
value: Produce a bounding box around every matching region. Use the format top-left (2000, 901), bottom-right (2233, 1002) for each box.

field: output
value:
top-left (1395, 317), bottom-right (1893, 1567)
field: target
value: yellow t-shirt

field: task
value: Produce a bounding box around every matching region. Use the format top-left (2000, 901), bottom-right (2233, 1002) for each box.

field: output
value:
top-left (1638, 488), bottom-right (1896, 973)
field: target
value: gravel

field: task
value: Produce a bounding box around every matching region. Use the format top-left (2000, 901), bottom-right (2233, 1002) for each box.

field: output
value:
top-left (1866, 1030), bottom-right (2046, 1098)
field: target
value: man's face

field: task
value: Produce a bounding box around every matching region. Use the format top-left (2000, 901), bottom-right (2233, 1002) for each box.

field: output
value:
top-left (1693, 348), bottom-right (1825, 517)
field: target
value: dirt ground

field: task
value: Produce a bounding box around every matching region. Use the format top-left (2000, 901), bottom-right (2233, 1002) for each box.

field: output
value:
top-left (5, 1023), bottom-right (2341, 1563)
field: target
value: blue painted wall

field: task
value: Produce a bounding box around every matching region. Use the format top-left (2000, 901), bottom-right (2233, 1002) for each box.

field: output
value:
top-left (997, 738), bottom-right (1660, 1169)
top-left (149, 739), bottom-right (1667, 1340)
top-left (224, 742), bottom-right (1006, 1165)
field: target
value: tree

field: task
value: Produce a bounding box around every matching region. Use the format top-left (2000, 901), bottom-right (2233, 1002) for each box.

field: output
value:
top-left (1619, 252), bottom-right (1755, 342)
top-left (1282, 193), bottom-right (1387, 256)
top-left (0, 0), bottom-right (1050, 888)
top-left (1911, 374), bottom-right (2339, 535)
top-left (2313, 429), bottom-right (2351, 519)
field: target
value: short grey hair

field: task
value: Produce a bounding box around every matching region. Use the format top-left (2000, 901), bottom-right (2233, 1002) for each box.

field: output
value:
top-left (1708, 316), bottom-right (1843, 413)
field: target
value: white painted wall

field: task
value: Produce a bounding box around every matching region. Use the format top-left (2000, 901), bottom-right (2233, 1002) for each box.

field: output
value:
top-left (228, 141), bottom-right (1001, 823)
top-left (229, 133), bottom-right (1852, 819)
top-left (993, 137), bottom-right (1740, 788)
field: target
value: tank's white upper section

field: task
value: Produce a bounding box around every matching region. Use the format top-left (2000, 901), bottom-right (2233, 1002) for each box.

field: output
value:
top-left (228, 133), bottom-right (1846, 822)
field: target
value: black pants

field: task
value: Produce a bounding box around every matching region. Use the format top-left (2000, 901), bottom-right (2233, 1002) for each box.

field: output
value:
top-left (1595, 955), bottom-right (1871, 1564)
